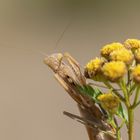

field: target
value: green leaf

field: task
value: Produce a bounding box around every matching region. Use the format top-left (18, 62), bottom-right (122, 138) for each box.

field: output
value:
top-left (76, 85), bottom-right (102, 103)
top-left (117, 104), bottom-right (128, 123)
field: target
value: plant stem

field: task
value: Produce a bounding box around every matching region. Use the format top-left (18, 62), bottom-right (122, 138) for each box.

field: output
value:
top-left (104, 81), bottom-right (125, 102)
top-left (119, 79), bottom-right (135, 140)
top-left (133, 86), bottom-right (140, 106)
top-left (119, 80), bottom-right (130, 107)
top-left (116, 128), bottom-right (121, 140)
top-left (128, 108), bottom-right (134, 140)
top-left (129, 83), bottom-right (137, 96)
top-left (133, 100), bottom-right (140, 108)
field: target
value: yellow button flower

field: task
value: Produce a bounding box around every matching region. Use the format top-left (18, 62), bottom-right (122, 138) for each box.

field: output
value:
top-left (124, 39), bottom-right (140, 51)
top-left (101, 42), bottom-right (124, 58)
top-left (134, 48), bottom-right (140, 63)
top-left (86, 57), bottom-right (104, 72)
top-left (98, 93), bottom-right (120, 114)
top-left (110, 48), bottom-right (134, 65)
top-left (132, 65), bottom-right (140, 83)
top-left (102, 61), bottom-right (126, 82)
top-left (85, 57), bottom-right (104, 79)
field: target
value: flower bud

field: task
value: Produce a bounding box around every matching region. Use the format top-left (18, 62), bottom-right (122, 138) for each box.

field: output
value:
top-left (134, 48), bottom-right (140, 63)
top-left (110, 48), bottom-right (134, 65)
top-left (102, 61), bottom-right (127, 82)
top-left (85, 57), bottom-right (104, 81)
top-left (100, 42), bottom-right (124, 59)
top-left (98, 93), bottom-right (120, 114)
top-left (124, 39), bottom-right (140, 51)
top-left (132, 65), bottom-right (140, 83)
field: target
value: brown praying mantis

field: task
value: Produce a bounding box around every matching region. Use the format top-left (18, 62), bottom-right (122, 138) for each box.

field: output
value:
top-left (44, 52), bottom-right (118, 140)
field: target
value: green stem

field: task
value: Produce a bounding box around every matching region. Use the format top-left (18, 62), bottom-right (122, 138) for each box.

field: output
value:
top-left (133, 86), bottom-right (140, 106)
top-left (127, 68), bottom-right (131, 86)
top-left (129, 83), bottom-right (137, 96)
top-left (116, 129), bottom-right (121, 140)
top-left (119, 79), bottom-right (135, 140)
top-left (119, 80), bottom-right (130, 107)
top-left (133, 100), bottom-right (140, 108)
top-left (128, 108), bottom-right (134, 140)
top-left (104, 81), bottom-right (125, 102)
top-left (108, 114), bottom-right (121, 140)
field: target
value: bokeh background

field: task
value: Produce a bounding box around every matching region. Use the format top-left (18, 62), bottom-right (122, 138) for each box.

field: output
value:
top-left (0, 0), bottom-right (140, 140)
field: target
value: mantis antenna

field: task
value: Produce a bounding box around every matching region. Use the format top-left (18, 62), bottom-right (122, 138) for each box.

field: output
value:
top-left (53, 20), bottom-right (73, 50)
top-left (0, 19), bottom-right (73, 57)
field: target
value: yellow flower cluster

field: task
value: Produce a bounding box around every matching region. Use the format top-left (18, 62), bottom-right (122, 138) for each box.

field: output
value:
top-left (101, 43), bottom-right (124, 58)
top-left (85, 57), bottom-right (104, 80)
top-left (132, 65), bottom-right (140, 83)
top-left (134, 48), bottom-right (140, 63)
top-left (102, 61), bottom-right (126, 82)
top-left (85, 38), bottom-right (140, 83)
top-left (86, 57), bottom-right (104, 73)
top-left (98, 93), bottom-right (120, 114)
top-left (110, 48), bottom-right (133, 65)
top-left (124, 39), bottom-right (140, 51)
